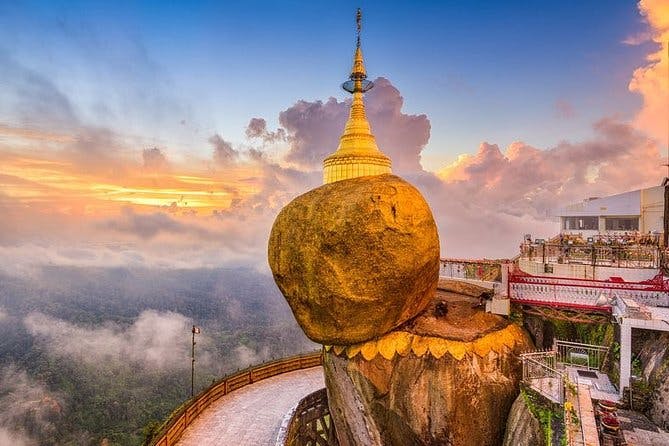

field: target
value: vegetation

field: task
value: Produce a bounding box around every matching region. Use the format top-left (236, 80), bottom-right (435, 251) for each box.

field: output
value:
top-left (0, 266), bottom-right (315, 445)
top-left (521, 387), bottom-right (565, 446)
top-left (551, 320), bottom-right (614, 346)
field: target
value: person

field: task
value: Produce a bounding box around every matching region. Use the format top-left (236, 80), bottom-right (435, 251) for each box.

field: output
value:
top-left (434, 302), bottom-right (448, 317)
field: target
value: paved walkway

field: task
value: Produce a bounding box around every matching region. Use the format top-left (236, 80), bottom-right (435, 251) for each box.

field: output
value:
top-left (177, 366), bottom-right (325, 446)
top-left (576, 384), bottom-right (600, 446)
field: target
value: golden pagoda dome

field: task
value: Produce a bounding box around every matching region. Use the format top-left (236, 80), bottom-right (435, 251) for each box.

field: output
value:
top-left (322, 9), bottom-right (392, 184)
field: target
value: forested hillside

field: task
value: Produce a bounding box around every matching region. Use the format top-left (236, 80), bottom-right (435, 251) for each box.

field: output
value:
top-left (0, 266), bottom-right (314, 445)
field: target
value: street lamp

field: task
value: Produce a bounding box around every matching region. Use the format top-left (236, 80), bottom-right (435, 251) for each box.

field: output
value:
top-left (191, 325), bottom-right (201, 398)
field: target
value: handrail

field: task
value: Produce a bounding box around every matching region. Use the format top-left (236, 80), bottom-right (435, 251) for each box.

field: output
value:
top-left (278, 387), bottom-right (337, 446)
top-left (439, 258), bottom-right (505, 282)
top-left (519, 241), bottom-right (661, 269)
top-left (554, 340), bottom-right (608, 371)
top-left (146, 350), bottom-right (323, 446)
top-left (520, 352), bottom-right (565, 404)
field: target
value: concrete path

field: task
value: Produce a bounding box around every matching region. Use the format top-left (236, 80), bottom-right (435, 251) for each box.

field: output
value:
top-left (576, 384), bottom-right (600, 446)
top-left (176, 366), bottom-right (325, 446)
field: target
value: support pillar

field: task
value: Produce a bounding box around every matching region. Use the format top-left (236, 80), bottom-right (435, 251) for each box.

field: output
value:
top-left (619, 321), bottom-right (632, 396)
top-left (501, 263), bottom-right (509, 298)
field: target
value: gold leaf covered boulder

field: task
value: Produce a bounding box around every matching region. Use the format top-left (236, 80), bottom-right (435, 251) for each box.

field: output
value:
top-left (268, 174), bottom-right (439, 344)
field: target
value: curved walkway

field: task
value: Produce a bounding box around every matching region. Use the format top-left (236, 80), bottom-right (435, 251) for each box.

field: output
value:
top-left (176, 366), bottom-right (325, 446)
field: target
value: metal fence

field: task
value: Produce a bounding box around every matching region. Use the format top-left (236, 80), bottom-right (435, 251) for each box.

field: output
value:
top-left (519, 242), bottom-right (661, 269)
top-left (554, 339), bottom-right (609, 371)
top-left (439, 258), bottom-right (505, 282)
top-left (520, 351), bottom-right (565, 404)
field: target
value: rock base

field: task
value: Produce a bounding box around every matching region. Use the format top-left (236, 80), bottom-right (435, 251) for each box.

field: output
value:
top-left (323, 290), bottom-right (534, 446)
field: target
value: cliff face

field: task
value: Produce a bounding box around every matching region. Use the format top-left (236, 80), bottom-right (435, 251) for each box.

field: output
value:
top-left (638, 332), bottom-right (669, 426)
top-left (502, 393), bottom-right (546, 446)
top-left (323, 289), bottom-right (534, 446)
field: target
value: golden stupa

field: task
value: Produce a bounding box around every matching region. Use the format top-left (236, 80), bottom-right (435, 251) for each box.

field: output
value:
top-left (322, 9), bottom-right (392, 184)
top-left (269, 10), bottom-right (439, 344)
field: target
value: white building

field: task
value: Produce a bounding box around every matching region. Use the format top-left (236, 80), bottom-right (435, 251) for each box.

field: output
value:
top-left (558, 185), bottom-right (665, 238)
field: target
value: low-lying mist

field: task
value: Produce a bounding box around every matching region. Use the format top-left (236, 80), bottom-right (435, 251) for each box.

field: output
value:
top-left (0, 264), bottom-right (315, 445)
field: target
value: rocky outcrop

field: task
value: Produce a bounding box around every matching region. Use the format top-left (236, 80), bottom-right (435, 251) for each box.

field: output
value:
top-left (437, 278), bottom-right (493, 298)
top-left (323, 290), bottom-right (534, 446)
top-left (637, 332), bottom-right (669, 426)
top-left (268, 174), bottom-right (439, 345)
top-left (502, 393), bottom-right (546, 446)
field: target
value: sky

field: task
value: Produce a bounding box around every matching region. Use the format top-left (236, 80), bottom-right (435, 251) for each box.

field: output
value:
top-left (1, 0), bottom-right (669, 267)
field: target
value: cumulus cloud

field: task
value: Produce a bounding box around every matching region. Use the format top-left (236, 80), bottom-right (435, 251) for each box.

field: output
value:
top-left (427, 118), bottom-right (662, 257)
top-left (279, 97), bottom-right (348, 167)
top-left (245, 117), bottom-right (286, 143)
top-left (279, 77), bottom-right (430, 173)
top-left (24, 310), bottom-right (211, 372)
top-left (628, 0), bottom-right (669, 143)
top-left (412, 171), bottom-right (557, 258)
top-left (439, 119), bottom-right (661, 206)
top-left (366, 78), bottom-right (430, 172)
top-left (209, 133), bottom-right (239, 165)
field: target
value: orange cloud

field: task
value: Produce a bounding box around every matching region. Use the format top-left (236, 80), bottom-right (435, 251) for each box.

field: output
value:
top-left (0, 124), bottom-right (74, 143)
top-left (0, 120), bottom-right (322, 271)
top-left (0, 126), bottom-right (266, 218)
top-left (629, 0), bottom-right (669, 145)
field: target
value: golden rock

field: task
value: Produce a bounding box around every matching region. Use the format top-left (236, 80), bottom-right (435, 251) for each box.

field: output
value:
top-left (268, 174), bottom-right (439, 344)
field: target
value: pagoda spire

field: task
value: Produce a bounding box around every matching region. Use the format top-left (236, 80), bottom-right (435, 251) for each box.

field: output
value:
top-left (322, 8), bottom-right (392, 184)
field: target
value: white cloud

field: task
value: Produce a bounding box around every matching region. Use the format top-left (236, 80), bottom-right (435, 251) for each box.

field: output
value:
top-left (24, 310), bottom-right (213, 373)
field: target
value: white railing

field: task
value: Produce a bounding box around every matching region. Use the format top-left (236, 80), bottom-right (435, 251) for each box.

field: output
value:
top-left (520, 351), bottom-right (564, 404)
top-left (509, 276), bottom-right (669, 309)
top-left (554, 340), bottom-right (608, 371)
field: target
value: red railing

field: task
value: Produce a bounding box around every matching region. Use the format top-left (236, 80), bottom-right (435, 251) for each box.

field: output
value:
top-left (508, 269), bottom-right (669, 310)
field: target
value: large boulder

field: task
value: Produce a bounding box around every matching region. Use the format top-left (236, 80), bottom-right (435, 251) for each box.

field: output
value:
top-left (268, 174), bottom-right (439, 345)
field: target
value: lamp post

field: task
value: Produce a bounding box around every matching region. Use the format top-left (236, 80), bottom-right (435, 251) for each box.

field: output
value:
top-left (191, 325), bottom-right (200, 397)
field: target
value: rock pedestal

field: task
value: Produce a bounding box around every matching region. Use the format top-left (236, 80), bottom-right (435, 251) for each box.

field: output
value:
top-left (502, 394), bottom-right (546, 446)
top-left (323, 289), bottom-right (534, 446)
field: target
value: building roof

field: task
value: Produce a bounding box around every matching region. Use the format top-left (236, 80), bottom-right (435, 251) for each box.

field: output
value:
top-left (558, 186), bottom-right (663, 217)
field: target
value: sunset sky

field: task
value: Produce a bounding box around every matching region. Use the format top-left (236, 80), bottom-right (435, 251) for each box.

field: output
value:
top-left (1, 0), bottom-right (668, 268)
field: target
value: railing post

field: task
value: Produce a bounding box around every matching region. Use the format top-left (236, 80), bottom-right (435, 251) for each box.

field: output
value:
top-left (620, 321), bottom-right (632, 396)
